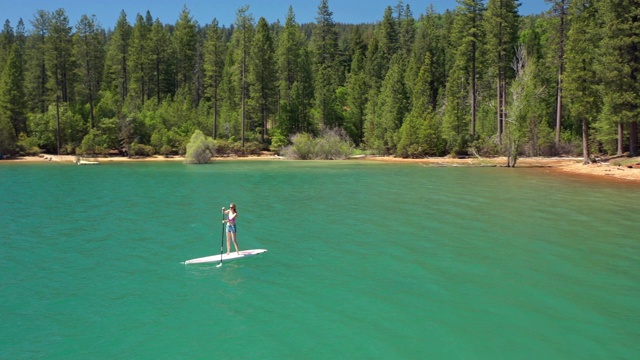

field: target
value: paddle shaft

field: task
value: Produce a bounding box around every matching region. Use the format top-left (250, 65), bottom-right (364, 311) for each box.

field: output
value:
top-left (218, 210), bottom-right (225, 266)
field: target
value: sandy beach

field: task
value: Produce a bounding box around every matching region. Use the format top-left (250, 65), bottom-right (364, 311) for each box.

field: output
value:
top-left (4, 154), bottom-right (640, 184)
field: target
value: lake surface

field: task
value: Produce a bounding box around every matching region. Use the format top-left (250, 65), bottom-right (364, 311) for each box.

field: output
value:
top-left (1, 160), bottom-right (639, 359)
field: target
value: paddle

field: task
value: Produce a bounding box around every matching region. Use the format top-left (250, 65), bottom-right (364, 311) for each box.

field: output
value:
top-left (217, 207), bottom-right (225, 268)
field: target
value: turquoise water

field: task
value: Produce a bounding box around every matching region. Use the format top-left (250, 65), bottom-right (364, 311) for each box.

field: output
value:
top-left (1, 161), bottom-right (639, 359)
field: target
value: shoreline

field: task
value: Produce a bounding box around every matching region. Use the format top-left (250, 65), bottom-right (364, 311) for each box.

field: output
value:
top-left (3, 154), bottom-right (640, 184)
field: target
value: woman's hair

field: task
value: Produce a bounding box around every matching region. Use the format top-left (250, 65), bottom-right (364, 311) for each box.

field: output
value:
top-left (230, 203), bottom-right (237, 213)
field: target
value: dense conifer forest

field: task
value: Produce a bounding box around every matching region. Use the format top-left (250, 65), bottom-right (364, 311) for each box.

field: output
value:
top-left (0, 0), bottom-right (638, 162)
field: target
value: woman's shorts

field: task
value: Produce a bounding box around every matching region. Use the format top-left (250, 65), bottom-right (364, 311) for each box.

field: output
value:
top-left (226, 224), bottom-right (237, 233)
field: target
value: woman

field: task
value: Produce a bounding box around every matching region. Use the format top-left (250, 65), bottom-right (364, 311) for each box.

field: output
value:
top-left (222, 203), bottom-right (240, 255)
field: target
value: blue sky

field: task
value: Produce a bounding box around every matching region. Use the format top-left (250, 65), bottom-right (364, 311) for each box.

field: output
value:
top-left (3, 0), bottom-right (550, 30)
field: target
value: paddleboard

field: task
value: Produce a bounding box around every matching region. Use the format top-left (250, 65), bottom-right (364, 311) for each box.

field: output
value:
top-left (184, 249), bottom-right (267, 264)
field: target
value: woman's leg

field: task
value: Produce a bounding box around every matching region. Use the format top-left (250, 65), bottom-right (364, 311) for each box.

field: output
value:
top-left (225, 231), bottom-right (231, 255)
top-left (231, 232), bottom-right (240, 254)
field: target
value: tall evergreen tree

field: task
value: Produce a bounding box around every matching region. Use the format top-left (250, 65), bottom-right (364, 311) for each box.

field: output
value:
top-left (105, 10), bottom-right (131, 102)
top-left (406, 5), bottom-right (445, 110)
top-left (0, 20), bottom-right (15, 67)
top-left (204, 18), bottom-right (226, 138)
top-left (46, 9), bottom-right (74, 154)
top-left (598, 0), bottom-right (640, 156)
top-left (364, 35), bottom-right (385, 90)
top-left (398, 3), bottom-right (416, 59)
top-left (229, 5), bottom-right (254, 146)
top-left (249, 17), bottom-right (277, 142)
top-left (564, 0), bottom-right (600, 163)
top-left (0, 44), bottom-right (27, 140)
top-left (345, 51), bottom-right (367, 145)
top-left (277, 7), bottom-right (302, 105)
top-left (174, 6), bottom-right (198, 102)
top-left (485, 0), bottom-right (520, 144)
top-left (149, 18), bottom-right (172, 103)
top-left (546, 0), bottom-right (570, 148)
top-left (366, 54), bottom-right (408, 153)
top-left (74, 14), bottom-right (104, 128)
top-left (379, 6), bottom-right (399, 66)
top-left (25, 10), bottom-right (50, 114)
top-left (443, 0), bottom-right (485, 151)
top-left (311, 0), bottom-right (341, 129)
top-left (129, 13), bottom-right (153, 106)
top-left (397, 52), bottom-right (444, 157)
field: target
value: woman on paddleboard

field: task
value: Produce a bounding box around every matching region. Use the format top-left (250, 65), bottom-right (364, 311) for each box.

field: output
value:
top-left (222, 203), bottom-right (240, 255)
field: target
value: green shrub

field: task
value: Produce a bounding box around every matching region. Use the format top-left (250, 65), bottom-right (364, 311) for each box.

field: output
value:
top-left (284, 133), bottom-right (315, 159)
top-left (160, 145), bottom-right (173, 156)
top-left (282, 128), bottom-right (353, 160)
top-left (270, 130), bottom-right (288, 154)
top-left (130, 142), bottom-right (156, 157)
top-left (243, 141), bottom-right (263, 156)
top-left (16, 133), bottom-right (41, 156)
top-left (314, 128), bottom-right (353, 159)
top-left (78, 129), bottom-right (110, 155)
top-left (184, 130), bottom-right (215, 164)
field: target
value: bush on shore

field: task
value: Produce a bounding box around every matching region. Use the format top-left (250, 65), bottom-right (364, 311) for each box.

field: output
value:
top-left (282, 128), bottom-right (353, 160)
top-left (184, 130), bottom-right (216, 164)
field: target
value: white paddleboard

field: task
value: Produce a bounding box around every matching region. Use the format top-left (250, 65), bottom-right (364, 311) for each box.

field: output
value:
top-left (184, 249), bottom-right (267, 265)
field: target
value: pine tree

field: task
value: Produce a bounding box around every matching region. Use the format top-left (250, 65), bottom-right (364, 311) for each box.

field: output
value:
top-left (74, 14), bottom-right (104, 128)
top-left (598, 0), bottom-right (640, 156)
top-left (149, 18), bottom-right (172, 103)
top-left (546, 0), bottom-right (570, 148)
top-left (129, 13), bottom-right (153, 106)
top-left (345, 51), bottom-right (367, 145)
top-left (105, 11), bottom-right (131, 103)
top-left (443, 0), bottom-right (486, 153)
top-left (277, 7), bottom-right (302, 105)
top-left (46, 9), bottom-right (74, 154)
top-left (204, 18), bottom-right (226, 138)
top-left (485, 0), bottom-right (520, 144)
top-left (397, 52), bottom-right (444, 157)
top-left (174, 6), bottom-right (198, 102)
top-left (0, 44), bottom-right (27, 140)
top-left (0, 20), bottom-right (14, 67)
top-left (565, 0), bottom-right (601, 163)
top-left (228, 5), bottom-right (254, 145)
top-left (367, 54), bottom-right (408, 153)
top-left (249, 17), bottom-right (277, 142)
top-left (379, 6), bottom-right (399, 66)
top-left (406, 5), bottom-right (445, 110)
top-left (275, 7), bottom-right (305, 137)
top-left (25, 10), bottom-right (50, 114)
top-left (398, 3), bottom-right (416, 59)
top-left (312, 0), bottom-right (340, 129)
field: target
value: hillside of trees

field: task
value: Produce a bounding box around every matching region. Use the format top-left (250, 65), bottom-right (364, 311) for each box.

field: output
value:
top-left (0, 0), bottom-right (638, 163)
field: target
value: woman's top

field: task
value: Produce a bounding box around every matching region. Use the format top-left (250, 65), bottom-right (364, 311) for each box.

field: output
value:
top-left (228, 211), bottom-right (237, 225)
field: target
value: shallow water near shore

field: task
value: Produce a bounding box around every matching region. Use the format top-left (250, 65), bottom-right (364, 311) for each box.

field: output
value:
top-left (1, 160), bottom-right (639, 358)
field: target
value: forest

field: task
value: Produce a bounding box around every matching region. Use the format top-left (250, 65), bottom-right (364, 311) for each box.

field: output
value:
top-left (0, 0), bottom-right (638, 163)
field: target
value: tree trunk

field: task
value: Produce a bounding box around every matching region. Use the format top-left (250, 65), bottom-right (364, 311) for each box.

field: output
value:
top-left (471, 31), bottom-right (477, 138)
top-left (497, 72), bottom-right (502, 145)
top-left (555, 0), bottom-right (566, 151)
top-left (156, 59), bottom-right (161, 105)
top-left (555, 72), bottom-right (562, 149)
top-left (241, 59), bottom-right (246, 148)
top-left (582, 117), bottom-right (591, 164)
top-left (262, 107), bottom-right (267, 143)
top-left (88, 86), bottom-right (95, 128)
top-left (212, 88), bottom-right (218, 139)
top-left (56, 94), bottom-right (61, 155)
top-left (618, 122), bottom-right (624, 155)
top-left (630, 121), bottom-right (638, 157)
